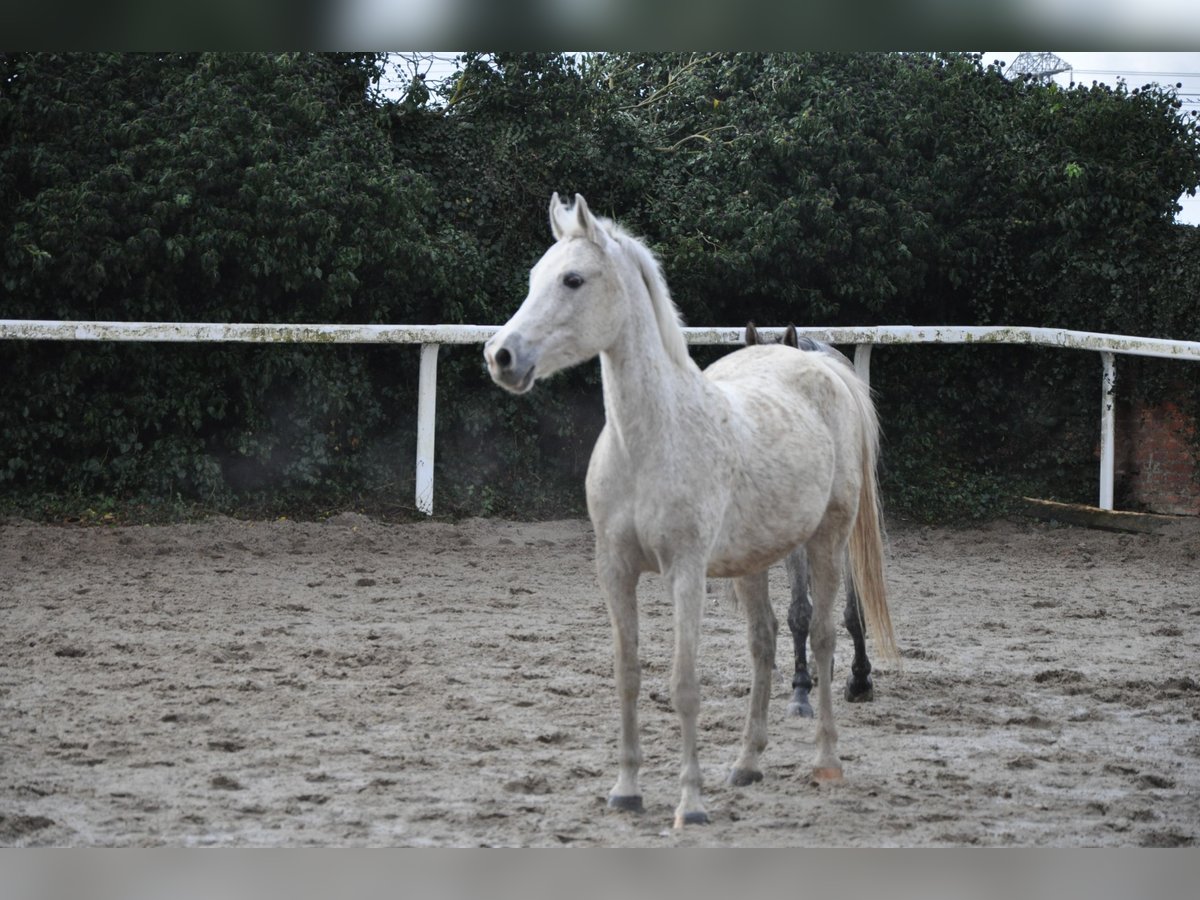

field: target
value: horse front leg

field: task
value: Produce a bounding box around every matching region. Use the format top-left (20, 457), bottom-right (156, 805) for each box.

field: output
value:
top-left (806, 539), bottom-right (844, 781)
top-left (667, 559), bottom-right (709, 827)
top-left (842, 568), bottom-right (874, 704)
top-left (600, 560), bottom-right (644, 813)
top-left (729, 570), bottom-right (776, 786)
top-left (784, 548), bottom-right (815, 718)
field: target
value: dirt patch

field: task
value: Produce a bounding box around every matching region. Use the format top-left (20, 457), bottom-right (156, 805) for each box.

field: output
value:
top-left (1, 514), bottom-right (1197, 846)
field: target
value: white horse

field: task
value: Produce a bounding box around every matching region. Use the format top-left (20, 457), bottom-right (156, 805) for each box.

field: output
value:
top-left (485, 194), bottom-right (896, 828)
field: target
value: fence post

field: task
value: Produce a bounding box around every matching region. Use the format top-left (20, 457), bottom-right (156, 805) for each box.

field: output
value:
top-left (854, 343), bottom-right (872, 385)
top-left (1099, 351), bottom-right (1116, 510)
top-left (416, 343), bottom-right (440, 515)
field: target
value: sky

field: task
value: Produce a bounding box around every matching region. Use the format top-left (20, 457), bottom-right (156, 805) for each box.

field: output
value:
top-left (391, 52), bottom-right (1200, 226)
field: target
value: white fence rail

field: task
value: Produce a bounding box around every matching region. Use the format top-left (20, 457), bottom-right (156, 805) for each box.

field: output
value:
top-left (4, 319), bottom-right (1199, 515)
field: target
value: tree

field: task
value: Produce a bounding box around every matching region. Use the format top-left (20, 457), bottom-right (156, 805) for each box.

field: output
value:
top-left (0, 53), bottom-right (450, 505)
top-left (594, 52), bottom-right (1200, 517)
top-left (2, 52), bottom-right (1197, 519)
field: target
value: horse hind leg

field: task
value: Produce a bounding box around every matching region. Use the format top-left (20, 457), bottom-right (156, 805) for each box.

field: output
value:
top-left (728, 569), bottom-right (776, 787)
top-left (842, 565), bottom-right (874, 704)
top-left (784, 548), bottom-right (816, 718)
top-left (806, 537), bottom-right (845, 781)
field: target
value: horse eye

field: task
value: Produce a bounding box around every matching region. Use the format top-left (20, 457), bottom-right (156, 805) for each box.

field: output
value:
top-left (563, 273), bottom-right (584, 289)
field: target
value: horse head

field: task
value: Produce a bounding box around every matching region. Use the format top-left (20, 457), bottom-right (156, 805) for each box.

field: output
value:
top-left (485, 193), bottom-right (628, 394)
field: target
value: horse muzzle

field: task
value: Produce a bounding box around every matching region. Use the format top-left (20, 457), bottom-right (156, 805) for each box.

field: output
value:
top-left (484, 333), bottom-right (538, 394)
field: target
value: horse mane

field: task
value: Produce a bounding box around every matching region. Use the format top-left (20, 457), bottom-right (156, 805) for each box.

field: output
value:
top-left (605, 220), bottom-right (696, 372)
top-left (557, 206), bottom-right (695, 373)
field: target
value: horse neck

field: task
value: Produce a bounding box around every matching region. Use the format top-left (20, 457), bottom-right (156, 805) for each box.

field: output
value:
top-left (598, 271), bottom-right (704, 457)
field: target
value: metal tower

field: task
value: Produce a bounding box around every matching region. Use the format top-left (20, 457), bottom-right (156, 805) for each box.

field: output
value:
top-left (1006, 52), bottom-right (1073, 83)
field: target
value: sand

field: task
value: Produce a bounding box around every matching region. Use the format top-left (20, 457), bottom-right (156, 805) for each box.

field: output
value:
top-left (1, 512), bottom-right (1197, 846)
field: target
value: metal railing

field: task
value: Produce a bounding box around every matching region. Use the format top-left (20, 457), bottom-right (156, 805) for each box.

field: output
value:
top-left (3, 319), bottom-right (1199, 515)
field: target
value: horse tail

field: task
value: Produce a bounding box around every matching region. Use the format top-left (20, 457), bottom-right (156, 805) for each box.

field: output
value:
top-left (834, 359), bottom-right (899, 662)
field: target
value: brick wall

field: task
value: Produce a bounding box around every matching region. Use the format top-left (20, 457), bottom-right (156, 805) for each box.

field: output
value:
top-left (1116, 394), bottom-right (1200, 516)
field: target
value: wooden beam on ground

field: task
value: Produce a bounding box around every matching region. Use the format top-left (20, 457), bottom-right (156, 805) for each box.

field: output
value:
top-left (1019, 497), bottom-right (1191, 535)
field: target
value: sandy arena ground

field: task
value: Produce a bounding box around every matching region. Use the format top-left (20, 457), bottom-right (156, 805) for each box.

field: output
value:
top-left (1, 513), bottom-right (1198, 847)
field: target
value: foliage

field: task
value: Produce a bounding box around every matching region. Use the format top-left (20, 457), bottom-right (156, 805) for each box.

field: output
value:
top-left (593, 52), bottom-right (1200, 519)
top-left (2, 52), bottom-right (1198, 522)
top-left (1, 53), bottom-right (451, 509)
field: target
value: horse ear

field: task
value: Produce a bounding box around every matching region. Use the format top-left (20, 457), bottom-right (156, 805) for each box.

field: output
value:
top-left (783, 324), bottom-right (799, 349)
top-left (548, 193), bottom-right (602, 243)
top-left (744, 322), bottom-right (759, 346)
top-left (549, 192), bottom-right (567, 240)
top-left (572, 193), bottom-right (602, 244)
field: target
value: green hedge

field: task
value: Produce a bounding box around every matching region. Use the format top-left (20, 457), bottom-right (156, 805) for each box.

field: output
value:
top-left (2, 52), bottom-right (1198, 522)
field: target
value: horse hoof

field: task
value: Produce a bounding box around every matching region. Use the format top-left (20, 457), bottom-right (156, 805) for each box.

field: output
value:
top-left (728, 767), bottom-right (763, 787)
top-left (787, 689), bottom-right (814, 718)
top-left (607, 794), bottom-right (644, 813)
top-left (674, 810), bottom-right (711, 828)
top-left (787, 699), bottom-right (814, 718)
top-left (844, 681), bottom-right (874, 703)
top-left (811, 766), bottom-right (844, 783)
